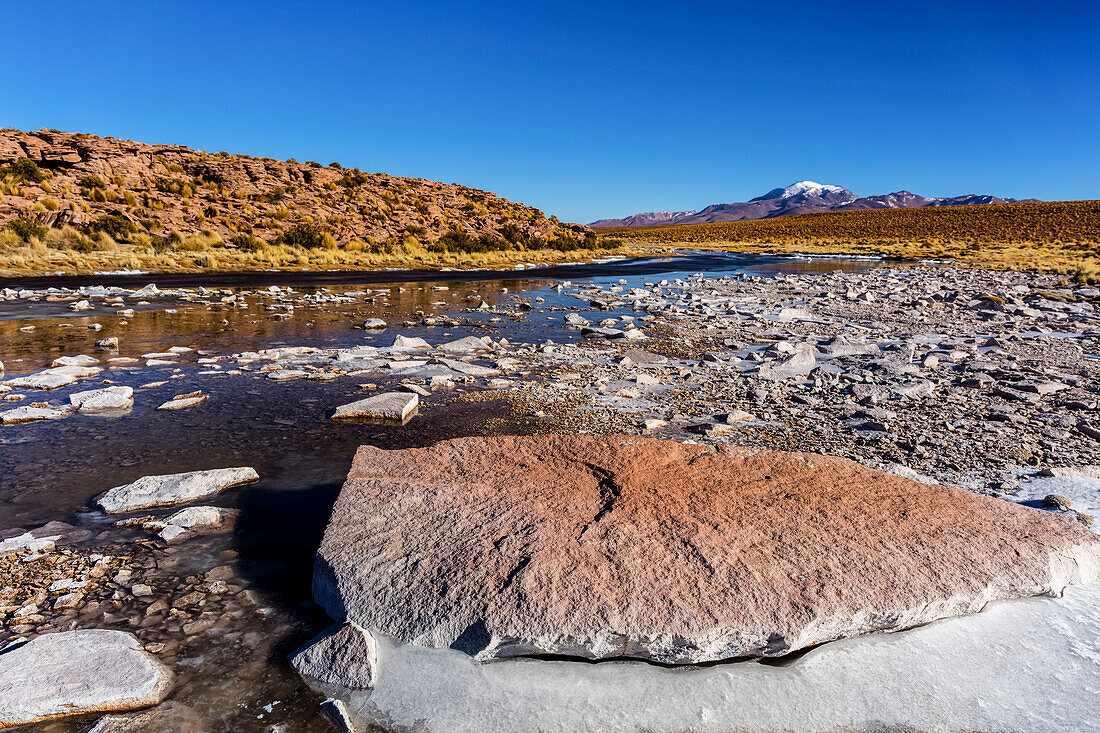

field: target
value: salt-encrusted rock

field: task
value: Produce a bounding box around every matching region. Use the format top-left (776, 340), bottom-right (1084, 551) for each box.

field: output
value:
top-left (1040, 465), bottom-right (1100, 480)
top-left (580, 326), bottom-right (625, 340)
top-left (291, 622), bottom-right (376, 690)
top-left (0, 531), bottom-right (61, 556)
top-left (0, 629), bottom-right (172, 727)
top-left (70, 386), bottom-right (134, 413)
top-left (95, 337), bottom-right (120, 349)
top-left (96, 467), bottom-right (259, 513)
top-left (437, 358), bottom-right (498, 377)
top-left (439, 336), bottom-right (492, 353)
top-left (314, 435), bottom-right (1100, 665)
top-left (332, 392), bottom-right (418, 421)
top-left (1, 404), bottom-right (73, 424)
top-left (151, 505), bottom-right (240, 543)
top-left (361, 318), bottom-right (387, 330)
top-left (4, 365), bottom-right (101, 391)
top-left (132, 284), bottom-right (160, 298)
top-left (391, 335), bottom-right (429, 350)
top-left (4, 371), bottom-right (77, 391)
top-left (267, 370), bottom-right (308, 381)
top-left (156, 392), bottom-right (206, 410)
top-left (619, 348), bottom-right (667, 365)
top-left (51, 354), bottom-right (100, 368)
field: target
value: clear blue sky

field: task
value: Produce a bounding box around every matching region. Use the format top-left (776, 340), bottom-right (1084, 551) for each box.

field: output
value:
top-left (2, 1), bottom-right (1097, 223)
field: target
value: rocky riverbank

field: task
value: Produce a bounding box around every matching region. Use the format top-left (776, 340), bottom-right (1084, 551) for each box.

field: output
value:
top-left (2, 258), bottom-right (1099, 731)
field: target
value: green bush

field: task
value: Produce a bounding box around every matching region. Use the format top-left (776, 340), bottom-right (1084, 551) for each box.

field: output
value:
top-left (5, 214), bottom-right (46, 241)
top-left (78, 174), bottom-right (106, 189)
top-left (0, 158), bottom-right (47, 183)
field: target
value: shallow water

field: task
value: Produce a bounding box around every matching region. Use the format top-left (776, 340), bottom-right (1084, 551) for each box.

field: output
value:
top-left (0, 251), bottom-right (948, 732)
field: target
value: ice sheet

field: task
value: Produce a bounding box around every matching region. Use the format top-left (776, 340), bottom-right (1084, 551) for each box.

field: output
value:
top-left (331, 583), bottom-right (1100, 733)
top-left (1013, 474), bottom-right (1100, 518)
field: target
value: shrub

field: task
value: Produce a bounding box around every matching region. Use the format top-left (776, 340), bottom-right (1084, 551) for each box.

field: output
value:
top-left (279, 221), bottom-right (330, 249)
top-left (427, 229), bottom-right (512, 254)
top-left (151, 232), bottom-right (182, 253)
top-left (154, 177), bottom-right (194, 197)
top-left (0, 158), bottom-right (47, 183)
top-left (252, 187), bottom-right (287, 204)
top-left (5, 214), bottom-right (46, 241)
top-left (87, 214), bottom-right (137, 241)
top-left (338, 170), bottom-right (369, 188)
top-left (42, 198), bottom-right (60, 211)
top-left (231, 232), bottom-right (268, 252)
top-left (175, 231), bottom-right (221, 252)
top-left (43, 225), bottom-right (87, 251)
top-left (77, 175), bottom-right (106, 189)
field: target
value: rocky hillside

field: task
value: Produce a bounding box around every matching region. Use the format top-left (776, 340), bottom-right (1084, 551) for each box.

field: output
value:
top-left (0, 128), bottom-right (587, 248)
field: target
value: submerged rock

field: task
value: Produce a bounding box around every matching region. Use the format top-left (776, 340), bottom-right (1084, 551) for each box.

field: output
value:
top-left (0, 629), bottom-right (172, 727)
top-left (312, 435), bottom-right (1100, 665)
top-left (96, 467), bottom-right (259, 513)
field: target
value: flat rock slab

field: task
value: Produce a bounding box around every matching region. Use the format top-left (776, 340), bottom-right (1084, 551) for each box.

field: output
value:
top-left (97, 467), bottom-right (259, 513)
top-left (52, 355), bottom-right (100, 367)
top-left (70, 386), bottom-right (134, 413)
top-left (314, 435), bottom-right (1100, 665)
top-left (439, 336), bottom-right (492, 353)
top-left (332, 392), bottom-right (417, 421)
top-left (0, 405), bottom-right (73, 424)
top-left (0, 629), bottom-right (172, 727)
top-left (4, 371), bottom-right (79, 391)
top-left (156, 393), bottom-right (206, 410)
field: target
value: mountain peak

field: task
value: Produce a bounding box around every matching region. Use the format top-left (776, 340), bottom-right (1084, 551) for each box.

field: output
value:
top-left (752, 181), bottom-right (852, 202)
top-left (589, 182), bottom-right (1031, 228)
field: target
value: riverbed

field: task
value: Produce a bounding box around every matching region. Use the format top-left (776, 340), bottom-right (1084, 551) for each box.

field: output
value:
top-left (2, 250), bottom-right (1098, 732)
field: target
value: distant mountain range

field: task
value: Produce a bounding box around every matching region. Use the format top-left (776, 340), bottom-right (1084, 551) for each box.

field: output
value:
top-left (589, 181), bottom-right (1037, 227)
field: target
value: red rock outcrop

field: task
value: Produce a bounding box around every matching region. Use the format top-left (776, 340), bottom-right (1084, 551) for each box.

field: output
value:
top-left (313, 435), bottom-right (1100, 664)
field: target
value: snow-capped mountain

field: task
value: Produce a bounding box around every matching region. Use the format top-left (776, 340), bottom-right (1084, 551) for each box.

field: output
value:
top-left (750, 180), bottom-right (854, 201)
top-left (589, 182), bottom-right (1034, 227)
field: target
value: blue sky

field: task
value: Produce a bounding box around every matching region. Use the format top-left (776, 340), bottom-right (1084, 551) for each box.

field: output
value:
top-left (2, 1), bottom-right (1097, 223)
